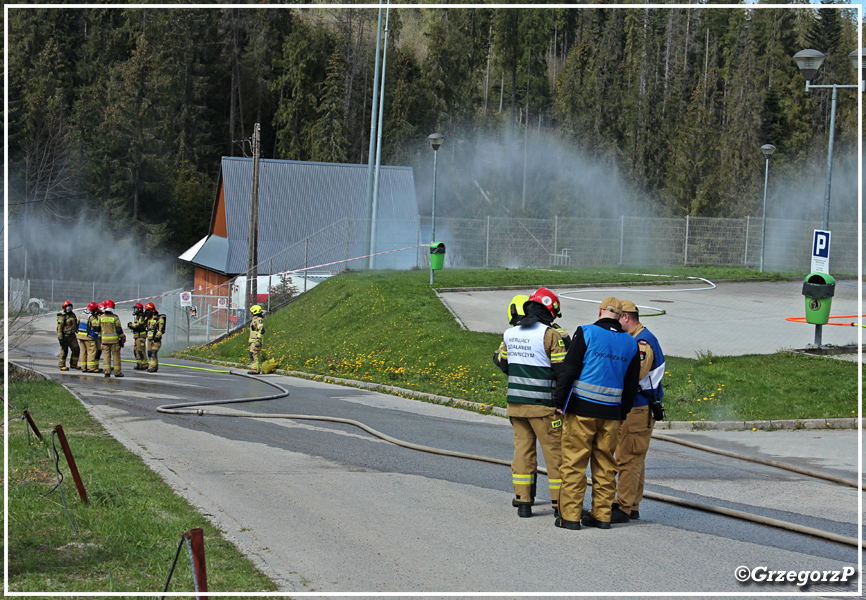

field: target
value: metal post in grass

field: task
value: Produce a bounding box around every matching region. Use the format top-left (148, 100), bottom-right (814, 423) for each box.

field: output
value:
top-left (793, 49), bottom-right (863, 231)
top-left (486, 216), bottom-right (490, 268)
top-left (184, 528), bottom-right (208, 598)
top-left (759, 144), bottom-right (775, 273)
top-left (427, 132), bottom-right (444, 285)
top-left (23, 410), bottom-right (42, 440)
top-left (683, 215), bottom-right (690, 266)
top-left (620, 215), bottom-right (625, 266)
top-left (53, 425), bottom-right (87, 503)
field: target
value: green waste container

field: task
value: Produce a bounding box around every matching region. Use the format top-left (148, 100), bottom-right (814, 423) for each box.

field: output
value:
top-left (430, 242), bottom-right (446, 270)
top-left (802, 272), bottom-right (835, 325)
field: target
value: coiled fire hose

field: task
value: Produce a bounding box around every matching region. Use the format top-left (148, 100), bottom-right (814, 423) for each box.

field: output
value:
top-left (157, 370), bottom-right (862, 549)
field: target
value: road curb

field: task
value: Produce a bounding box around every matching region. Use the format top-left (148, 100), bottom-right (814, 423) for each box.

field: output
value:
top-left (171, 354), bottom-right (861, 431)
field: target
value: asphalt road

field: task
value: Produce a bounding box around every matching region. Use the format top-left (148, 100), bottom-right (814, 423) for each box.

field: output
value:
top-left (438, 278), bottom-right (862, 358)
top-left (8, 310), bottom-right (862, 595)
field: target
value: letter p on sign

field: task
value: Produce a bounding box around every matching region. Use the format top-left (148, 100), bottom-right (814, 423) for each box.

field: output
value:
top-left (811, 230), bottom-right (831, 274)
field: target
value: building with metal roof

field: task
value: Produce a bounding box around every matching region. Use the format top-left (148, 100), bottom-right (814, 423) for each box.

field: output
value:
top-left (180, 157), bottom-right (420, 295)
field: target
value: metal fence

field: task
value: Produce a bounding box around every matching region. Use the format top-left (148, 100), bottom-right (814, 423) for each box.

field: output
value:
top-left (24, 279), bottom-right (172, 310)
top-left (10, 213), bottom-right (857, 354)
top-left (9, 278), bottom-right (29, 311)
top-left (419, 215), bottom-right (860, 274)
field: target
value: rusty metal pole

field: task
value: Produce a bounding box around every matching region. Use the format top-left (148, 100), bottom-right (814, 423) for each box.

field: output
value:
top-left (23, 410), bottom-right (43, 440)
top-left (53, 425), bottom-right (88, 504)
top-left (184, 528), bottom-right (208, 598)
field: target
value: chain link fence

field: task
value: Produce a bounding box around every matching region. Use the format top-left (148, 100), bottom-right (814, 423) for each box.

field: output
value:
top-left (10, 214), bottom-right (857, 354)
top-left (420, 215), bottom-right (860, 274)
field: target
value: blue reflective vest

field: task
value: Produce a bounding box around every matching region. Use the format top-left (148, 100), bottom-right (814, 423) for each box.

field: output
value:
top-left (633, 325), bottom-right (665, 407)
top-left (570, 324), bottom-right (638, 408)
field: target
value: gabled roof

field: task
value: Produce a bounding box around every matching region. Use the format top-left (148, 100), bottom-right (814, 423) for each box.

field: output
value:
top-left (181, 157), bottom-right (419, 276)
top-left (179, 234), bottom-right (231, 273)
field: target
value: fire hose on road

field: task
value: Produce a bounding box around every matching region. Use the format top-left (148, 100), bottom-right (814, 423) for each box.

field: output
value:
top-left (156, 370), bottom-right (862, 549)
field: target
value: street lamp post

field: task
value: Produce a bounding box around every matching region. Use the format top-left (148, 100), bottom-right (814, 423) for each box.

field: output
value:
top-left (759, 144), bottom-right (775, 273)
top-left (792, 49), bottom-right (862, 231)
top-left (427, 133), bottom-right (444, 284)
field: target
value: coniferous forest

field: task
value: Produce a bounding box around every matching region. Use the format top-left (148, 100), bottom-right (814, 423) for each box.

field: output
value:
top-left (6, 4), bottom-right (862, 277)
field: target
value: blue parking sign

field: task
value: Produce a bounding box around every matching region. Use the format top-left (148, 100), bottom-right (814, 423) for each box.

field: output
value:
top-left (811, 230), bottom-right (831, 274)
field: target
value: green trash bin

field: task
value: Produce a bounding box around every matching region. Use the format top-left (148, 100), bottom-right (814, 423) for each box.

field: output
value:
top-left (430, 242), bottom-right (446, 270)
top-left (802, 272), bottom-right (835, 325)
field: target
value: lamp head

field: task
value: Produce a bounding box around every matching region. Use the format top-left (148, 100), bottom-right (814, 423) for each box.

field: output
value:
top-left (761, 144), bottom-right (776, 158)
top-left (427, 133), bottom-right (444, 151)
top-left (793, 49), bottom-right (825, 81)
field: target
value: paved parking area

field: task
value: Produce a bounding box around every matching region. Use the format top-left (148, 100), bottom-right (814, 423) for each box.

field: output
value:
top-left (438, 278), bottom-right (861, 359)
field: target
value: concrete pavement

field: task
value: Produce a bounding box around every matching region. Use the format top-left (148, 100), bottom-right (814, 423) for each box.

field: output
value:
top-left (7, 300), bottom-right (862, 595)
top-left (438, 278), bottom-right (861, 359)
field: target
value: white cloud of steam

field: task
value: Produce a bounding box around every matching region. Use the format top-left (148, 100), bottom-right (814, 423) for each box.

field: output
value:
top-left (413, 129), bottom-right (646, 222)
top-left (6, 211), bottom-right (181, 287)
top-left (766, 152), bottom-right (860, 223)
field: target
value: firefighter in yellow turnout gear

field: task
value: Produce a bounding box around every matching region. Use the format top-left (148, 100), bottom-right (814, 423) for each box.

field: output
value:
top-left (57, 300), bottom-right (80, 371)
top-left (144, 302), bottom-right (166, 372)
top-left (494, 289), bottom-right (569, 518)
top-left (248, 304), bottom-right (265, 374)
top-left (76, 302), bottom-right (101, 373)
top-left (127, 303), bottom-right (149, 370)
top-left (99, 299), bottom-right (126, 377)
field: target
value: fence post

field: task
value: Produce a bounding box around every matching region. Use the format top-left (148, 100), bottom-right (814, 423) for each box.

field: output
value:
top-left (554, 216), bottom-right (558, 256)
top-left (683, 215), bottom-right (690, 266)
top-left (268, 259), bottom-right (273, 313)
top-left (486, 216), bottom-right (490, 268)
top-left (744, 216), bottom-right (750, 267)
top-left (304, 238), bottom-right (309, 293)
top-left (184, 528), bottom-right (209, 598)
top-left (51, 280), bottom-right (55, 305)
top-left (53, 425), bottom-right (88, 504)
top-left (23, 410), bottom-right (43, 440)
top-left (92, 282), bottom-right (96, 302)
top-left (620, 215), bottom-right (625, 266)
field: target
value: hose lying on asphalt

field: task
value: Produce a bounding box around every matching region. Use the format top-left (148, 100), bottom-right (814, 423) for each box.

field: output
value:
top-left (652, 432), bottom-right (862, 490)
top-left (157, 370), bottom-right (862, 549)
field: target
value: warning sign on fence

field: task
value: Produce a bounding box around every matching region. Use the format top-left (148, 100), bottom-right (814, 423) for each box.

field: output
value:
top-left (217, 297), bottom-right (228, 308)
top-left (180, 291), bottom-right (192, 307)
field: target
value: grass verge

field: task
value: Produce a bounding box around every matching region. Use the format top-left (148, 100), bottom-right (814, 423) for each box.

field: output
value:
top-left (185, 268), bottom-right (860, 421)
top-left (6, 364), bottom-right (279, 593)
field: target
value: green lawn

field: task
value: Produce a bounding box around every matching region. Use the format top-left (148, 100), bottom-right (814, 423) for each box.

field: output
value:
top-left (187, 268), bottom-right (860, 421)
top-left (6, 366), bottom-right (279, 593)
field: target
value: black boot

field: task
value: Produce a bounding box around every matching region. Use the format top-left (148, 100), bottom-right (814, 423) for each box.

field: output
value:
top-left (517, 503), bottom-right (532, 518)
top-left (581, 513), bottom-right (611, 529)
top-left (554, 517), bottom-right (581, 530)
top-left (610, 504), bottom-right (631, 524)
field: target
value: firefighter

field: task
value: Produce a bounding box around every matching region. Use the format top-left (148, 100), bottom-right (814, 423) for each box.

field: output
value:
top-left (127, 302), bottom-right (149, 370)
top-left (144, 302), bottom-right (166, 372)
top-left (247, 304), bottom-right (265, 375)
top-left (99, 299), bottom-right (126, 377)
top-left (495, 289), bottom-right (567, 518)
top-left (93, 302), bottom-right (104, 370)
top-left (76, 302), bottom-right (101, 373)
top-left (56, 300), bottom-right (80, 371)
top-left (553, 297), bottom-right (640, 530)
top-left (612, 299), bottom-right (666, 523)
